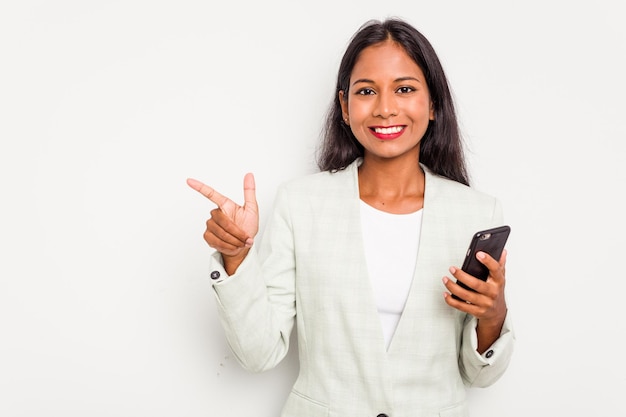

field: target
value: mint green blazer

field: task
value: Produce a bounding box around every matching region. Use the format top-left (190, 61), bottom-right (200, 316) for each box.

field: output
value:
top-left (209, 159), bottom-right (515, 417)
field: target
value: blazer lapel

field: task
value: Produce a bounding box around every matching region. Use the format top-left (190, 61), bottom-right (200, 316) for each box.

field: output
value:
top-left (342, 160), bottom-right (390, 354)
top-left (387, 167), bottom-right (463, 354)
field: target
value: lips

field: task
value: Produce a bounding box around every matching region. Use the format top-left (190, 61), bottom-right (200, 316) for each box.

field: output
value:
top-left (370, 125), bottom-right (405, 140)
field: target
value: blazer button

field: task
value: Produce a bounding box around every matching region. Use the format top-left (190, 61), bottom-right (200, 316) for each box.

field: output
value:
top-left (210, 271), bottom-right (221, 280)
top-left (485, 349), bottom-right (494, 358)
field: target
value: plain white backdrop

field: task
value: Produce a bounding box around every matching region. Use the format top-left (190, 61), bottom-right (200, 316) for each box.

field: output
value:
top-left (1, 1), bottom-right (625, 415)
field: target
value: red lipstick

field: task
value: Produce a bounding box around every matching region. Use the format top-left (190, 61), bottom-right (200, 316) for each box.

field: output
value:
top-left (370, 125), bottom-right (405, 140)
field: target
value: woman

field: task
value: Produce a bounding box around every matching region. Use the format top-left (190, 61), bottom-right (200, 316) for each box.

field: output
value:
top-left (188, 17), bottom-right (514, 417)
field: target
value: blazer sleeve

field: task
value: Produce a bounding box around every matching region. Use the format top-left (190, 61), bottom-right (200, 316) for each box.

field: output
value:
top-left (458, 198), bottom-right (516, 387)
top-left (208, 185), bottom-right (297, 373)
top-left (459, 313), bottom-right (516, 387)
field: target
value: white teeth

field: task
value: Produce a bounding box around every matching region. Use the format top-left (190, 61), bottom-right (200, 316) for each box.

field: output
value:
top-left (374, 126), bottom-right (403, 134)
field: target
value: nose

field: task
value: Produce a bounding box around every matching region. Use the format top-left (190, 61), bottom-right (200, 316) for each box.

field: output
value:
top-left (373, 91), bottom-right (398, 118)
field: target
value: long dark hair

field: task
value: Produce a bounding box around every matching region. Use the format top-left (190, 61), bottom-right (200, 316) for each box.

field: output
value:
top-left (316, 18), bottom-right (470, 186)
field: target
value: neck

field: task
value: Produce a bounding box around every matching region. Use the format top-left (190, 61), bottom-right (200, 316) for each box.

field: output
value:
top-left (358, 154), bottom-right (425, 214)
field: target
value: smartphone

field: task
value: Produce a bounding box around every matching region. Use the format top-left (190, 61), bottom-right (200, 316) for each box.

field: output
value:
top-left (452, 225), bottom-right (511, 302)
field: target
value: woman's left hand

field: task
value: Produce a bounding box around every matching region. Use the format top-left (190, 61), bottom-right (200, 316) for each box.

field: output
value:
top-left (442, 250), bottom-right (508, 352)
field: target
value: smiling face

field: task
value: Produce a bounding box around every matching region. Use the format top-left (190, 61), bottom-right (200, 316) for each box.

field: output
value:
top-left (339, 40), bottom-right (434, 162)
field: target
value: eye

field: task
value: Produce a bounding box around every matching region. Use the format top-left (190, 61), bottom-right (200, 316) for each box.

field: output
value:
top-left (356, 88), bottom-right (375, 96)
top-left (396, 86), bottom-right (415, 94)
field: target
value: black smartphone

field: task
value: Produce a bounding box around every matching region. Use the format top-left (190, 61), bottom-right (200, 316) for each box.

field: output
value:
top-left (452, 225), bottom-right (511, 302)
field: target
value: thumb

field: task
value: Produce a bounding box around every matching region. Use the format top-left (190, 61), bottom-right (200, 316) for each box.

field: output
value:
top-left (243, 173), bottom-right (257, 209)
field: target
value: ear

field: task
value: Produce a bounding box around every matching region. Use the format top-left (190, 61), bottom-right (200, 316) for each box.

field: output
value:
top-left (429, 100), bottom-right (435, 121)
top-left (339, 90), bottom-right (349, 122)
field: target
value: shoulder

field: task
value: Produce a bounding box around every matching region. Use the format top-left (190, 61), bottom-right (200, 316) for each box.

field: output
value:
top-left (424, 165), bottom-right (497, 204)
top-left (266, 161), bottom-right (359, 225)
top-left (279, 159), bottom-right (359, 199)
top-left (423, 165), bottom-right (503, 223)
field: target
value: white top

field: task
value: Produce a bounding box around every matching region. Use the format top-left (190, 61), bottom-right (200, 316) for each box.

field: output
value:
top-left (360, 201), bottom-right (423, 350)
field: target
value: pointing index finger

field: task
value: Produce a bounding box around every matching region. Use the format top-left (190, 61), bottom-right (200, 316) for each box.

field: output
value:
top-left (186, 178), bottom-right (229, 208)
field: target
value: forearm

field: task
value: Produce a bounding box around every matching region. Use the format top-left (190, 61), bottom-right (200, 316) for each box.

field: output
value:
top-left (476, 311), bottom-right (506, 354)
top-left (222, 248), bottom-right (251, 275)
top-left (211, 250), bottom-right (296, 372)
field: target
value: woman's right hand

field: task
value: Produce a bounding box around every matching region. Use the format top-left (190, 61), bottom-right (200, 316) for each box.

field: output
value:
top-left (186, 173), bottom-right (259, 274)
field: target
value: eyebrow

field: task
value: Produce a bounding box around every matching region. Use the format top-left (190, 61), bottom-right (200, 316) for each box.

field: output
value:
top-left (351, 76), bottom-right (423, 87)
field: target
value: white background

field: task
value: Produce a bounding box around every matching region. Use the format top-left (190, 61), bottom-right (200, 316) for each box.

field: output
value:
top-left (1, 1), bottom-right (625, 416)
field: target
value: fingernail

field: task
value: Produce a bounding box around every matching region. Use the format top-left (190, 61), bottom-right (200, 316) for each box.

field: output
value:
top-left (449, 266), bottom-right (457, 274)
top-left (476, 251), bottom-right (485, 259)
top-left (245, 238), bottom-right (254, 247)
